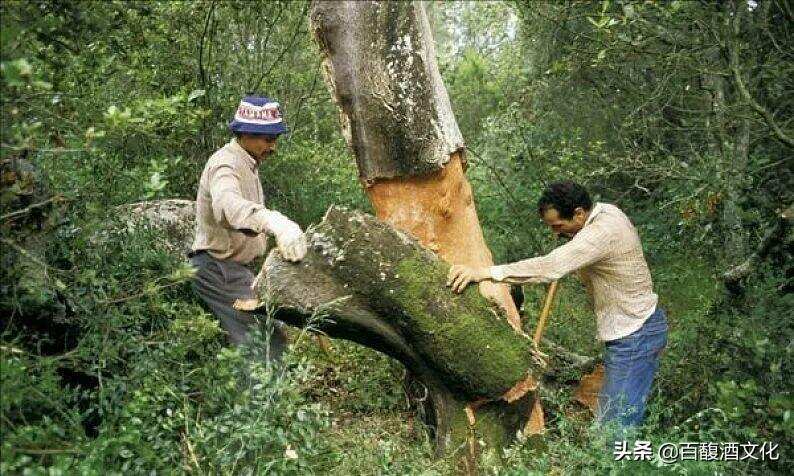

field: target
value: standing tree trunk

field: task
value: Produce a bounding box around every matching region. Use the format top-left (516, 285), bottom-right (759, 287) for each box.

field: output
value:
top-left (308, 0), bottom-right (521, 331)
top-left (722, 1), bottom-right (750, 267)
top-left (304, 0), bottom-right (534, 458)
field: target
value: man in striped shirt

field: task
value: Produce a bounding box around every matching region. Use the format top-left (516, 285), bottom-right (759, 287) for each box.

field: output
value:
top-left (447, 181), bottom-right (668, 433)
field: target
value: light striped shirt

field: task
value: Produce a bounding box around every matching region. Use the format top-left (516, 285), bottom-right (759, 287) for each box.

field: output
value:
top-left (490, 203), bottom-right (658, 341)
top-left (191, 139), bottom-right (271, 264)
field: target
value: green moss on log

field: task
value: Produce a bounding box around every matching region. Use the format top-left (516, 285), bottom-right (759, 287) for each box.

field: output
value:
top-left (306, 207), bottom-right (541, 400)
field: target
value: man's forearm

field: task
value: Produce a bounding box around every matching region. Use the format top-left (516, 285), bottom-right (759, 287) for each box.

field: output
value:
top-left (213, 192), bottom-right (267, 232)
top-left (489, 258), bottom-right (558, 284)
top-left (491, 229), bottom-right (609, 284)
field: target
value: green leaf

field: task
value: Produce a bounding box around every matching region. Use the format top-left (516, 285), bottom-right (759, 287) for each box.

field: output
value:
top-left (15, 58), bottom-right (32, 77)
top-left (187, 89), bottom-right (206, 102)
top-left (622, 3), bottom-right (635, 18)
top-left (597, 49), bottom-right (607, 61)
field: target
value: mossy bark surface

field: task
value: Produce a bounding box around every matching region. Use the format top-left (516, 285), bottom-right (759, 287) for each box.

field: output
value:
top-left (252, 206), bottom-right (600, 454)
top-left (259, 206), bottom-right (543, 401)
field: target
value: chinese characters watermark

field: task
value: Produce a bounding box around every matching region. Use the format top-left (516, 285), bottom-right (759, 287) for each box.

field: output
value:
top-left (614, 440), bottom-right (780, 463)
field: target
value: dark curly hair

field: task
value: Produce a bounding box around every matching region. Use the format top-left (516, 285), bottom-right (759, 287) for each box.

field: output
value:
top-left (537, 181), bottom-right (592, 219)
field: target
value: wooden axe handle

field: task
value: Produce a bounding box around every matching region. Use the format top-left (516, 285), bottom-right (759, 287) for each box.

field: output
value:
top-left (533, 280), bottom-right (560, 347)
top-left (525, 279), bottom-right (560, 437)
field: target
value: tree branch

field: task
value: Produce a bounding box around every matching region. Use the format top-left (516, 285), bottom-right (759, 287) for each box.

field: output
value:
top-left (729, 7), bottom-right (794, 148)
top-left (198, 0), bottom-right (217, 95)
top-left (723, 204), bottom-right (793, 284)
top-left (0, 195), bottom-right (67, 221)
top-left (251, 2), bottom-right (308, 93)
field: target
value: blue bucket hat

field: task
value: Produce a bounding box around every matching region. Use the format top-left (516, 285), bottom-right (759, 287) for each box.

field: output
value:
top-left (228, 95), bottom-right (288, 136)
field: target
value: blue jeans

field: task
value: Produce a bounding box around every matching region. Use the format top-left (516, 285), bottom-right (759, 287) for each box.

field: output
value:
top-left (597, 308), bottom-right (668, 432)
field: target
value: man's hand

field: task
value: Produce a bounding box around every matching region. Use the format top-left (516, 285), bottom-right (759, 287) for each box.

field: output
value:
top-left (279, 232), bottom-right (308, 262)
top-left (446, 265), bottom-right (491, 293)
top-left (263, 210), bottom-right (308, 262)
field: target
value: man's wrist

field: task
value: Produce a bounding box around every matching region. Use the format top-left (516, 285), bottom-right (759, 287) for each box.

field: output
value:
top-left (253, 208), bottom-right (272, 234)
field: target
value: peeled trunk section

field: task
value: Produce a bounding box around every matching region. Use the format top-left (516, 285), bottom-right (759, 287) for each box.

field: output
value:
top-left (256, 206), bottom-right (546, 454)
top-left (310, 0), bottom-right (521, 328)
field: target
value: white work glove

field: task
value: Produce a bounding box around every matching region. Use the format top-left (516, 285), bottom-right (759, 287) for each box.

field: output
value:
top-left (261, 210), bottom-right (307, 262)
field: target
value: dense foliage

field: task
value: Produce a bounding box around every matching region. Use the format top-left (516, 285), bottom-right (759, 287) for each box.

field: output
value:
top-left (2, 0), bottom-right (791, 474)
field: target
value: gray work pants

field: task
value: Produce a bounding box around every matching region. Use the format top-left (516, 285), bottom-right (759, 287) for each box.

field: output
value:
top-left (189, 251), bottom-right (287, 362)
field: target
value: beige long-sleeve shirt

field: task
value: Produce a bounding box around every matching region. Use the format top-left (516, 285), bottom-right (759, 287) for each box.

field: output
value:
top-left (490, 203), bottom-right (658, 341)
top-left (191, 139), bottom-right (271, 264)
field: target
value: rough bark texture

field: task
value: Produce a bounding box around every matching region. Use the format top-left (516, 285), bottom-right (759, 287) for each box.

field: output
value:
top-left (309, 1), bottom-right (463, 181)
top-left (252, 206), bottom-right (597, 454)
top-left (723, 204), bottom-right (793, 291)
top-left (114, 199), bottom-right (197, 255)
top-left (262, 206), bottom-right (545, 399)
top-left (259, 205), bottom-right (542, 454)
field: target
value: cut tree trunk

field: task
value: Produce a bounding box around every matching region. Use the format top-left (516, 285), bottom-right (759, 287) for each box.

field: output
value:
top-left (303, 0), bottom-right (544, 458)
top-left (308, 0), bottom-right (521, 331)
top-left (249, 205), bottom-right (596, 455)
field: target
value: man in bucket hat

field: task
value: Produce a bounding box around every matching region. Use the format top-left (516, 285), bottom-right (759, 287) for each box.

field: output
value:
top-left (189, 95), bottom-right (307, 362)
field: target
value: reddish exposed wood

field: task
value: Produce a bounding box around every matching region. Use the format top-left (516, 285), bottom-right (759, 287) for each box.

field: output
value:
top-left (365, 152), bottom-right (522, 331)
top-left (574, 364), bottom-right (605, 413)
top-left (502, 373), bottom-right (539, 403)
top-left (524, 397), bottom-right (546, 436)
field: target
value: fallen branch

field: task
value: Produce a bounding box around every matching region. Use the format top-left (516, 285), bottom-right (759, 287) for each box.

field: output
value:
top-left (0, 195), bottom-right (67, 221)
top-left (723, 204), bottom-right (793, 284)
